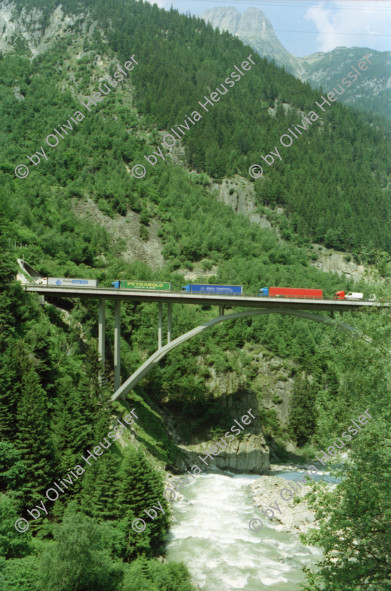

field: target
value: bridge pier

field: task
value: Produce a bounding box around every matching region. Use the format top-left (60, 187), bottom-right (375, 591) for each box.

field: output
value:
top-left (99, 298), bottom-right (172, 391)
top-left (114, 300), bottom-right (121, 390)
top-left (158, 302), bottom-right (163, 349)
top-left (167, 303), bottom-right (172, 343)
top-left (98, 299), bottom-right (106, 384)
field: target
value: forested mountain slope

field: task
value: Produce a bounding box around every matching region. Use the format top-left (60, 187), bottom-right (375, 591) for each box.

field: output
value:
top-left (1, 0), bottom-right (391, 254)
top-left (1, 1), bottom-right (391, 590)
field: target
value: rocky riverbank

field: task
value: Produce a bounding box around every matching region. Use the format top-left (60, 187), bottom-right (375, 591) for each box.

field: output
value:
top-left (250, 464), bottom-right (337, 535)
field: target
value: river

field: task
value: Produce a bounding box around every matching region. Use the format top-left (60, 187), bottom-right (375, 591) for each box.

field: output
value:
top-left (165, 471), bottom-right (322, 591)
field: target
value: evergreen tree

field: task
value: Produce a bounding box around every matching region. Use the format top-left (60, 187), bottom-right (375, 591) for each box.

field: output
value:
top-left (0, 341), bottom-right (30, 441)
top-left (0, 442), bottom-right (26, 499)
top-left (0, 212), bottom-right (19, 352)
top-left (289, 374), bottom-right (317, 447)
top-left (15, 368), bottom-right (54, 502)
top-left (51, 379), bottom-right (96, 473)
top-left (122, 557), bottom-right (196, 591)
top-left (0, 494), bottom-right (33, 560)
top-left (117, 448), bottom-right (169, 556)
top-left (80, 450), bottom-right (122, 521)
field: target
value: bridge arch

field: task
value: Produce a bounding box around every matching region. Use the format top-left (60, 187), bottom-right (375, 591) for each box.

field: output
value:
top-left (111, 307), bottom-right (365, 402)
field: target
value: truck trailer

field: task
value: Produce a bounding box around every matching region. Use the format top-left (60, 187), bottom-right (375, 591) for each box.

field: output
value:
top-left (182, 284), bottom-right (243, 295)
top-left (46, 278), bottom-right (98, 287)
top-left (259, 287), bottom-right (323, 299)
top-left (112, 280), bottom-right (171, 290)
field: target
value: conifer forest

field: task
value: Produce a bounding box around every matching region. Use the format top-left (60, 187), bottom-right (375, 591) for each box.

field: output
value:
top-left (0, 0), bottom-right (390, 589)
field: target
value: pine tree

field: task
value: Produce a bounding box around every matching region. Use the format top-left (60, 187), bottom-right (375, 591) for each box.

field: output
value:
top-left (51, 380), bottom-right (95, 473)
top-left (0, 212), bottom-right (18, 353)
top-left (15, 368), bottom-right (54, 502)
top-left (0, 341), bottom-right (30, 441)
top-left (289, 374), bottom-right (317, 447)
top-left (80, 450), bottom-right (122, 521)
top-left (0, 442), bottom-right (26, 498)
top-left (0, 494), bottom-right (33, 559)
top-left (117, 448), bottom-right (169, 555)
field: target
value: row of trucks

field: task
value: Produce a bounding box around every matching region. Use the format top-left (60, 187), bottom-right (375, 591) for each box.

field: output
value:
top-left (182, 285), bottom-right (375, 301)
top-left (17, 260), bottom-right (374, 300)
top-left (42, 280), bottom-right (375, 300)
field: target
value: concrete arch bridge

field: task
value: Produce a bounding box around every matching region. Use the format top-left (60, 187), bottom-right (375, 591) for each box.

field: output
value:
top-left (26, 285), bottom-right (378, 401)
top-left (110, 306), bottom-right (371, 401)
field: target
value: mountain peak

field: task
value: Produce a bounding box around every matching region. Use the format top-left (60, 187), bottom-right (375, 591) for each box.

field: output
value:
top-left (201, 6), bottom-right (302, 76)
top-left (202, 6), bottom-right (275, 38)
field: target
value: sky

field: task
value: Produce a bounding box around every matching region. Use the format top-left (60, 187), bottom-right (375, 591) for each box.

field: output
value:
top-left (145, 0), bottom-right (391, 56)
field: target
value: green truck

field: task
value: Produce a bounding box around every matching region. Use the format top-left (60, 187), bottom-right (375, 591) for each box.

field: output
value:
top-left (112, 280), bottom-right (172, 290)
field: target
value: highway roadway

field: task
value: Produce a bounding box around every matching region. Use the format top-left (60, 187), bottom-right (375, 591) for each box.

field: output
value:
top-left (25, 286), bottom-right (388, 312)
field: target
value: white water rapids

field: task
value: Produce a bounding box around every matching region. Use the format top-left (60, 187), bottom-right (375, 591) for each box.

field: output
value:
top-left (166, 472), bottom-right (322, 590)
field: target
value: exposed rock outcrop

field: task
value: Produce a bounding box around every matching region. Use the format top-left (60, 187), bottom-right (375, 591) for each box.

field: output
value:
top-left (0, 2), bottom-right (91, 57)
top-left (250, 472), bottom-right (317, 534)
top-left (211, 175), bottom-right (274, 232)
top-left (73, 197), bottom-right (164, 269)
top-left (180, 433), bottom-right (270, 474)
top-left (201, 7), bottom-right (303, 77)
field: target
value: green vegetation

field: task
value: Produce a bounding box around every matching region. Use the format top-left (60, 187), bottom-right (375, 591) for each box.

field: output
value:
top-left (289, 374), bottom-right (317, 446)
top-left (300, 330), bottom-right (391, 590)
top-left (1, 1), bottom-right (391, 257)
top-left (0, 0), bottom-right (390, 589)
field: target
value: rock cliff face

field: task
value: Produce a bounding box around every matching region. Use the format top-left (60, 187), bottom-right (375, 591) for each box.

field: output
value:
top-left (201, 7), bottom-right (303, 77)
top-left (0, 2), bottom-right (90, 57)
top-left (177, 390), bottom-right (270, 474)
top-left (181, 433), bottom-right (270, 474)
top-left (309, 245), bottom-right (369, 283)
top-left (211, 175), bottom-right (274, 232)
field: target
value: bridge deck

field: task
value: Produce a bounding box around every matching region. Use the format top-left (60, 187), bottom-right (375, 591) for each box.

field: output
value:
top-left (25, 286), bottom-right (387, 312)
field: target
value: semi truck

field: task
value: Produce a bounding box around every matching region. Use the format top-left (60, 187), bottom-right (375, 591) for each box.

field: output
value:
top-left (112, 280), bottom-right (172, 290)
top-left (259, 287), bottom-right (323, 299)
top-left (46, 277), bottom-right (98, 287)
top-left (182, 284), bottom-right (243, 295)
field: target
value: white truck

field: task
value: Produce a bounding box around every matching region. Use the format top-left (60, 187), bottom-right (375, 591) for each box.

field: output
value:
top-left (345, 292), bottom-right (364, 301)
top-left (334, 291), bottom-right (376, 301)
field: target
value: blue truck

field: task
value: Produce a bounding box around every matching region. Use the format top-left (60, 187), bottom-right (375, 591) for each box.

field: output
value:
top-left (182, 284), bottom-right (243, 295)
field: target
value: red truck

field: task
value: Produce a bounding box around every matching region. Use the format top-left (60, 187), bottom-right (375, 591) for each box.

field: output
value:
top-left (259, 287), bottom-right (323, 299)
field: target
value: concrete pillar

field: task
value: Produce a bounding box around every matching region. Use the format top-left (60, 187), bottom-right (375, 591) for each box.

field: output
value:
top-left (219, 305), bottom-right (224, 316)
top-left (114, 300), bottom-right (121, 391)
top-left (158, 302), bottom-right (163, 349)
top-left (98, 299), bottom-right (106, 386)
top-left (167, 303), bottom-right (172, 344)
top-left (98, 299), bottom-right (106, 367)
